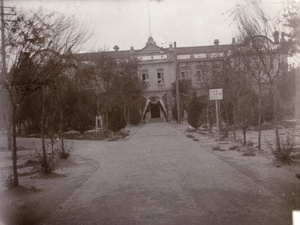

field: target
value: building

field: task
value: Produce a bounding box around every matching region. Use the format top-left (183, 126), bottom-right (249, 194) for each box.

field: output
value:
top-left (77, 37), bottom-right (234, 123)
top-left (77, 32), bottom-right (290, 124)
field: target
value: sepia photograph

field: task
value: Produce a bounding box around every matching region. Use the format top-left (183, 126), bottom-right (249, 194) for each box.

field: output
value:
top-left (0, 0), bottom-right (299, 224)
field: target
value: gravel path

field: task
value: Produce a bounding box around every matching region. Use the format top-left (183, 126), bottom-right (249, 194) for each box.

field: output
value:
top-left (43, 123), bottom-right (292, 225)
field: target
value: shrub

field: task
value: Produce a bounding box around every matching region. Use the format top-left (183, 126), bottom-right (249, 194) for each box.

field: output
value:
top-left (268, 134), bottom-right (294, 164)
top-left (31, 142), bottom-right (74, 174)
top-left (172, 101), bottom-right (179, 121)
top-left (109, 106), bottom-right (127, 132)
top-left (59, 142), bottom-right (74, 160)
top-left (32, 152), bottom-right (57, 174)
top-left (129, 105), bottom-right (141, 125)
top-left (187, 95), bottom-right (205, 129)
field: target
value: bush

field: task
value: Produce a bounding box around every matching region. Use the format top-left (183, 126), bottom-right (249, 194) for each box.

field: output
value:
top-left (32, 152), bottom-right (57, 174)
top-left (31, 142), bottom-right (74, 174)
top-left (129, 104), bottom-right (141, 125)
top-left (172, 101), bottom-right (179, 121)
top-left (59, 143), bottom-right (74, 160)
top-left (109, 106), bottom-right (126, 132)
top-left (187, 95), bottom-right (205, 129)
top-left (268, 134), bottom-right (294, 164)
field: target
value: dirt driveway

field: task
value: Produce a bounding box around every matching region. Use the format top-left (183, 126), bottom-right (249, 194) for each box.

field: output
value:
top-left (0, 123), bottom-right (299, 225)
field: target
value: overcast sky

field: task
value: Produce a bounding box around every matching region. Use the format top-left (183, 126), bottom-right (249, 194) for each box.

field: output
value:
top-left (8, 0), bottom-right (287, 52)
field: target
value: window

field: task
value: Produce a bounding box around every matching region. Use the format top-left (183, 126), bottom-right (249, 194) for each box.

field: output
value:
top-left (157, 69), bottom-right (164, 83)
top-left (195, 66), bottom-right (210, 87)
top-left (140, 69), bottom-right (149, 81)
top-left (196, 70), bottom-right (202, 81)
top-left (179, 67), bottom-right (190, 79)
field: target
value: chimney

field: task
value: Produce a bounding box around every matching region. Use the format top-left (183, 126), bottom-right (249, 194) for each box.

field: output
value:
top-left (113, 45), bottom-right (119, 51)
top-left (130, 46), bottom-right (134, 54)
top-left (232, 38), bottom-right (236, 45)
top-left (160, 47), bottom-right (164, 54)
top-left (214, 39), bottom-right (219, 46)
top-left (273, 31), bottom-right (279, 44)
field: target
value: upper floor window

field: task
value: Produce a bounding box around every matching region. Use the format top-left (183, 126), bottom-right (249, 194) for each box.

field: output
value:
top-left (195, 66), bottom-right (210, 83)
top-left (157, 68), bottom-right (164, 83)
top-left (196, 70), bottom-right (202, 81)
top-left (179, 67), bottom-right (190, 79)
top-left (140, 69), bottom-right (149, 81)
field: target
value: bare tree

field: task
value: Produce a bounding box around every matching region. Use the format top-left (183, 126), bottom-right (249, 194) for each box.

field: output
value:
top-left (232, 2), bottom-right (289, 151)
top-left (2, 10), bottom-right (91, 186)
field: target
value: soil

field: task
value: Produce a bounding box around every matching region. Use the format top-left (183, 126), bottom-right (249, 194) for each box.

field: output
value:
top-left (0, 125), bottom-right (140, 225)
top-left (0, 122), bottom-right (299, 224)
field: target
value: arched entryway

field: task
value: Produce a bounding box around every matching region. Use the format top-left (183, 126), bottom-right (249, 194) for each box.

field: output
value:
top-left (142, 95), bottom-right (168, 123)
top-left (150, 103), bottom-right (161, 118)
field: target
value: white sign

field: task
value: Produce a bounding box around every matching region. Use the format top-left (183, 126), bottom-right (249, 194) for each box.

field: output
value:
top-left (209, 89), bottom-right (223, 100)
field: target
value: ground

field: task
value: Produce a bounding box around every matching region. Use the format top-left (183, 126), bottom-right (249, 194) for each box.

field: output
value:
top-left (0, 122), bottom-right (299, 225)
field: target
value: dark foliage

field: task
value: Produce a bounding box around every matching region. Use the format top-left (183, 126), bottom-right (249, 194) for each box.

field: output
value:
top-left (187, 95), bottom-right (206, 129)
top-left (108, 105), bottom-right (127, 133)
top-left (172, 101), bottom-right (184, 121)
top-left (129, 102), bottom-right (142, 125)
top-left (70, 89), bottom-right (97, 134)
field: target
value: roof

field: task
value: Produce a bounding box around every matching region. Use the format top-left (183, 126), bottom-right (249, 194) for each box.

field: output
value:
top-left (176, 44), bottom-right (233, 54)
top-left (74, 43), bottom-right (234, 61)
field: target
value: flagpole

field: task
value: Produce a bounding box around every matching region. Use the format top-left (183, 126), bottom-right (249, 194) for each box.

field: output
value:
top-left (147, 0), bottom-right (152, 37)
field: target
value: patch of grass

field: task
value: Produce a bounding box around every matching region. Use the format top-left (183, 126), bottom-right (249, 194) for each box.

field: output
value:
top-left (186, 134), bottom-right (195, 139)
top-left (64, 132), bottom-right (106, 140)
top-left (242, 151), bottom-right (255, 156)
top-left (212, 146), bottom-right (226, 151)
top-left (212, 146), bottom-right (220, 150)
top-left (198, 131), bottom-right (208, 135)
top-left (228, 145), bottom-right (239, 150)
top-left (186, 128), bottom-right (197, 133)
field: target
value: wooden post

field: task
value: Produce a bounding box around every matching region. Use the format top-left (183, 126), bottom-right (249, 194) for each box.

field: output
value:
top-left (216, 99), bottom-right (220, 147)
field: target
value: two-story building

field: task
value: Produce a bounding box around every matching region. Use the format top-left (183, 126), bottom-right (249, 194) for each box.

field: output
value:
top-left (77, 36), bottom-right (234, 123)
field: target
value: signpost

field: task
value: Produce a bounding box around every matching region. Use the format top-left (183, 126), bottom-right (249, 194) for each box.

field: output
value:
top-left (209, 89), bottom-right (223, 147)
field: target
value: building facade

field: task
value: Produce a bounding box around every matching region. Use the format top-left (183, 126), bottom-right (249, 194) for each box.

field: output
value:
top-left (78, 37), bottom-right (234, 123)
top-left (77, 34), bottom-right (288, 123)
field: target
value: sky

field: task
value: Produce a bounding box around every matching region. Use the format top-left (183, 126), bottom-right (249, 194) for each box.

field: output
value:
top-left (6, 0), bottom-right (288, 53)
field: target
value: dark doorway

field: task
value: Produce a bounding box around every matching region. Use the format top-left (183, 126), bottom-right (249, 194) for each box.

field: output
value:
top-left (151, 103), bottom-right (160, 118)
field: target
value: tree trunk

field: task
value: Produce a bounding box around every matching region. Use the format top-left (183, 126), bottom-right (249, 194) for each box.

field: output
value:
top-left (127, 104), bottom-right (130, 124)
top-left (257, 81), bottom-right (262, 150)
top-left (40, 92), bottom-right (48, 165)
top-left (105, 108), bottom-right (109, 134)
top-left (11, 105), bottom-right (19, 187)
top-left (243, 127), bottom-right (246, 145)
top-left (223, 103), bottom-right (229, 137)
top-left (60, 109), bottom-right (65, 153)
top-left (4, 92), bottom-right (12, 151)
top-left (233, 105), bottom-right (236, 140)
top-left (272, 85), bottom-right (281, 151)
